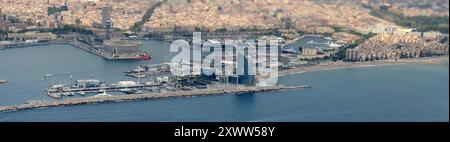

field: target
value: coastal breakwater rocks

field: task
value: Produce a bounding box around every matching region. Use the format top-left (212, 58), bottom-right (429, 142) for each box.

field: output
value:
top-left (0, 85), bottom-right (310, 113)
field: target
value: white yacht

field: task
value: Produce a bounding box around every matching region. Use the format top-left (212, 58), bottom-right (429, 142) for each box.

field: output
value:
top-left (135, 90), bottom-right (144, 94)
top-left (119, 88), bottom-right (134, 94)
top-left (94, 91), bottom-right (112, 97)
top-left (78, 91), bottom-right (86, 96)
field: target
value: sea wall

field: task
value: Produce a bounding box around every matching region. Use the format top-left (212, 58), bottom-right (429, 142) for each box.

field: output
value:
top-left (0, 85), bottom-right (310, 113)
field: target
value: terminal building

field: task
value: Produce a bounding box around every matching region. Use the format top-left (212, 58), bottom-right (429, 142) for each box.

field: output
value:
top-left (101, 40), bottom-right (145, 58)
top-left (7, 32), bottom-right (56, 41)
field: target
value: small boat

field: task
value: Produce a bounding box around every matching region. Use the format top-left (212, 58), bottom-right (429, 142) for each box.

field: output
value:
top-left (166, 86), bottom-right (176, 91)
top-left (0, 80), bottom-right (7, 84)
top-left (94, 91), bottom-right (112, 97)
top-left (68, 92), bottom-right (75, 96)
top-left (146, 87), bottom-right (160, 92)
top-left (119, 88), bottom-right (135, 94)
top-left (44, 74), bottom-right (53, 78)
top-left (134, 74), bottom-right (146, 78)
top-left (134, 90), bottom-right (144, 94)
top-left (78, 91), bottom-right (86, 96)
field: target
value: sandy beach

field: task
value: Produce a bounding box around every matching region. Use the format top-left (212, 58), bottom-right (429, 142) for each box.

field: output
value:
top-left (278, 56), bottom-right (449, 77)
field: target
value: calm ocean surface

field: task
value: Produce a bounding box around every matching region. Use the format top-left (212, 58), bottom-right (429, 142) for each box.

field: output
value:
top-left (0, 40), bottom-right (448, 122)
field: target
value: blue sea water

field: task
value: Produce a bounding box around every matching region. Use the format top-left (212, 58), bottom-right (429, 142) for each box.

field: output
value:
top-left (0, 41), bottom-right (448, 122)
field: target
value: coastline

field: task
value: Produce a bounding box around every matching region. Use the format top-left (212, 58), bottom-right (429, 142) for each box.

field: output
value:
top-left (0, 53), bottom-right (447, 113)
top-left (278, 56), bottom-right (449, 77)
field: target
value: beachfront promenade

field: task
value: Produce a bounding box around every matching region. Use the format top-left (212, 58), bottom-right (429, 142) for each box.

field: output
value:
top-left (278, 56), bottom-right (449, 77)
top-left (0, 85), bottom-right (311, 112)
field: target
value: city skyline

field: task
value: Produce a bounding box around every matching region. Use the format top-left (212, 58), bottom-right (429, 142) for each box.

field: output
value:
top-left (0, 0), bottom-right (448, 130)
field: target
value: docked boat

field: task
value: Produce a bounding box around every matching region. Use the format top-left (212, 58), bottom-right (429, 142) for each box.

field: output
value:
top-left (130, 66), bottom-right (146, 73)
top-left (134, 90), bottom-right (144, 94)
top-left (160, 89), bottom-right (167, 93)
top-left (126, 64), bottom-right (150, 73)
top-left (133, 74), bottom-right (147, 78)
top-left (152, 87), bottom-right (161, 93)
top-left (137, 52), bottom-right (151, 60)
top-left (94, 91), bottom-right (112, 97)
top-left (78, 91), bottom-right (86, 96)
top-left (119, 88), bottom-right (135, 94)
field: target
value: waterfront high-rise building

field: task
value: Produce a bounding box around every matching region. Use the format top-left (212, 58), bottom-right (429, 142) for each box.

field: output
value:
top-left (102, 6), bottom-right (112, 29)
top-left (61, 0), bottom-right (69, 11)
top-left (102, 6), bottom-right (113, 39)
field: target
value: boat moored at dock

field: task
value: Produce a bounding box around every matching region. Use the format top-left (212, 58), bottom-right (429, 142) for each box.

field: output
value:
top-left (125, 63), bottom-right (171, 78)
top-left (46, 80), bottom-right (163, 98)
top-left (93, 91), bottom-right (112, 98)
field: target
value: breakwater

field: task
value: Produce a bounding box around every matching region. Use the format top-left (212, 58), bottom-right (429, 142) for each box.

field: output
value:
top-left (0, 85), bottom-right (310, 112)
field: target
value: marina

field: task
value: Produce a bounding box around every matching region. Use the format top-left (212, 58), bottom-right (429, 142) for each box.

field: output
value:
top-left (46, 80), bottom-right (163, 98)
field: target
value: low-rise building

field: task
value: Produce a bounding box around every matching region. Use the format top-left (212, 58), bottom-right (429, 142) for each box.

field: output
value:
top-left (346, 32), bottom-right (449, 61)
top-left (7, 31), bottom-right (56, 41)
top-left (298, 49), bottom-right (328, 60)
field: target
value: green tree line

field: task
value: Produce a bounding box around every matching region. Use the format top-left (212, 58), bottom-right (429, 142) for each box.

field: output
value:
top-left (130, 0), bottom-right (168, 33)
top-left (364, 4), bottom-right (449, 33)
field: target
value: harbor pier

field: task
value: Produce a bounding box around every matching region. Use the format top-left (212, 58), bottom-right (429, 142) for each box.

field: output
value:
top-left (1, 85), bottom-right (311, 112)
